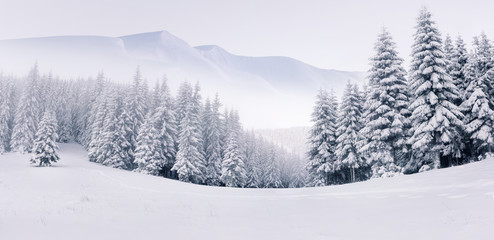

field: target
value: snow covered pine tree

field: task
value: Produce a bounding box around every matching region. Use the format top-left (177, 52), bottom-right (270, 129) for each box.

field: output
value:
top-left (407, 8), bottom-right (464, 172)
top-left (31, 111), bottom-right (59, 166)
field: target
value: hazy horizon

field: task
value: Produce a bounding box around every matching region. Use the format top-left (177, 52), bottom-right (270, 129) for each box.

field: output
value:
top-left (1, 0), bottom-right (493, 72)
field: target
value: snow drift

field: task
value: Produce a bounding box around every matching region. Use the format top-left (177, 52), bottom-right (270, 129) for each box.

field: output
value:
top-left (1, 143), bottom-right (493, 240)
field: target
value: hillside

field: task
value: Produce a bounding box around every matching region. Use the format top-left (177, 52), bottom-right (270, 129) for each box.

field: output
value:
top-left (1, 143), bottom-right (493, 240)
top-left (0, 31), bottom-right (365, 128)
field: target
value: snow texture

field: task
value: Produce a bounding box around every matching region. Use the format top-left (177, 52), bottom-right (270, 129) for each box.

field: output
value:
top-left (1, 143), bottom-right (493, 239)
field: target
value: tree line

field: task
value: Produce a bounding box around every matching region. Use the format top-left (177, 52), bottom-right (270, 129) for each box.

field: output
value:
top-left (0, 68), bottom-right (305, 188)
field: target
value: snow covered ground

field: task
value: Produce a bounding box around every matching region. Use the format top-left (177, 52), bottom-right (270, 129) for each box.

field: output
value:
top-left (1, 143), bottom-right (493, 240)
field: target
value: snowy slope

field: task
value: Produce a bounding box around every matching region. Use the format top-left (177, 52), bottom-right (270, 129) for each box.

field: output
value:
top-left (0, 31), bottom-right (365, 128)
top-left (1, 143), bottom-right (493, 240)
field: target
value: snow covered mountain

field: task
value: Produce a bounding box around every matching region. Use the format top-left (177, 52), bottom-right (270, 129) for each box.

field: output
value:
top-left (1, 143), bottom-right (493, 239)
top-left (0, 31), bottom-right (365, 128)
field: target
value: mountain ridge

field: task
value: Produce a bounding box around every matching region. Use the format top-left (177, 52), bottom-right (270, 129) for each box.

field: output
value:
top-left (0, 30), bottom-right (366, 128)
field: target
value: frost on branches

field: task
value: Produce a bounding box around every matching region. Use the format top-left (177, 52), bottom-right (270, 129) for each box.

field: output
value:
top-left (306, 89), bottom-right (339, 186)
top-left (359, 29), bottom-right (409, 178)
top-left (407, 8), bottom-right (464, 173)
top-left (31, 111), bottom-right (59, 166)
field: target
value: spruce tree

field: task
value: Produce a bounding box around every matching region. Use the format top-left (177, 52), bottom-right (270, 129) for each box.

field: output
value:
top-left (202, 95), bottom-right (223, 186)
top-left (221, 134), bottom-right (247, 187)
top-left (451, 35), bottom-right (469, 98)
top-left (153, 78), bottom-right (178, 178)
top-left (359, 29), bottom-right (409, 178)
top-left (335, 83), bottom-right (364, 183)
top-left (264, 145), bottom-right (282, 188)
top-left (0, 77), bottom-right (12, 153)
top-left (460, 53), bottom-right (494, 162)
top-left (30, 111), bottom-right (59, 166)
top-left (96, 89), bottom-right (133, 169)
top-left (134, 113), bottom-right (163, 175)
top-left (471, 33), bottom-right (494, 108)
top-left (11, 65), bottom-right (41, 153)
top-left (172, 82), bottom-right (207, 183)
top-left (407, 8), bottom-right (464, 172)
top-left (306, 89), bottom-right (338, 186)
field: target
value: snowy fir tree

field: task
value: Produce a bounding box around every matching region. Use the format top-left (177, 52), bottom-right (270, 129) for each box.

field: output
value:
top-left (134, 113), bottom-right (163, 175)
top-left (263, 146), bottom-right (283, 188)
top-left (359, 29), bottom-right (409, 178)
top-left (306, 89), bottom-right (339, 186)
top-left (0, 77), bottom-right (14, 154)
top-left (172, 82), bottom-right (207, 184)
top-left (152, 78), bottom-right (178, 178)
top-left (95, 89), bottom-right (133, 169)
top-left (11, 65), bottom-right (41, 153)
top-left (460, 54), bottom-right (494, 162)
top-left (450, 35), bottom-right (469, 100)
top-left (471, 33), bottom-right (494, 108)
top-left (55, 82), bottom-right (72, 143)
top-left (30, 110), bottom-right (59, 166)
top-left (125, 68), bottom-right (148, 163)
top-left (202, 95), bottom-right (223, 186)
top-left (407, 8), bottom-right (464, 173)
top-left (221, 134), bottom-right (247, 188)
top-left (335, 83), bottom-right (364, 183)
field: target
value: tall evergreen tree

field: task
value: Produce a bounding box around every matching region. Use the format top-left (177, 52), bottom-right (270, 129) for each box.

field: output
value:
top-left (471, 33), bottom-right (494, 108)
top-left (451, 35), bottom-right (469, 98)
top-left (407, 8), bottom-right (464, 172)
top-left (134, 113), bottom-right (163, 175)
top-left (460, 52), bottom-right (494, 162)
top-left (96, 89), bottom-right (133, 169)
top-left (0, 77), bottom-right (13, 153)
top-left (126, 68), bottom-right (148, 164)
top-left (221, 134), bottom-right (247, 187)
top-left (306, 89), bottom-right (339, 186)
top-left (335, 83), bottom-right (364, 183)
top-left (359, 29), bottom-right (409, 178)
top-left (202, 95), bottom-right (223, 185)
top-left (153, 78), bottom-right (178, 178)
top-left (172, 82), bottom-right (207, 183)
top-left (11, 65), bottom-right (41, 153)
top-left (30, 110), bottom-right (59, 166)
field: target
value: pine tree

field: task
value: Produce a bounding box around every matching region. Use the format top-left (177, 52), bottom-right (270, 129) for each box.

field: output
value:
top-left (0, 77), bottom-right (13, 154)
top-left (126, 68), bottom-right (148, 164)
top-left (96, 89), bottom-right (133, 169)
top-left (55, 82), bottom-right (72, 143)
top-left (407, 8), bottom-right (464, 173)
top-left (335, 83), bottom-right (364, 183)
top-left (221, 134), bottom-right (247, 187)
top-left (471, 33), bottom-right (494, 108)
top-left (134, 113), bottom-right (163, 175)
top-left (460, 53), bottom-right (494, 162)
top-left (153, 78), bottom-right (178, 178)
top-left (30, 111), bottom-right (59, 166)
top-left (306, 89), bottom-right (338, 186)
top-left (244, 131), bottom-right (261, 188)
top-left (451, 35), bottom-right (469, 98)
top-left (11, 65), bottom-right (41, 153)
top-left (202, 95), bottom-right (223, 186)
top-left (264, 145), bottom-right (282, 188)
top-left (172, 82), bottom-right (207, 183)
top-left (359, 29), bottom-right (409, 178)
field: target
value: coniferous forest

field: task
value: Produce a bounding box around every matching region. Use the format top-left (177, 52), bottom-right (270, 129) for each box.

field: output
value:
top-left (1, 8), bottom-right (494, 189)
top-left (0, 66), bottom-right (305, 188)
top-left (307, 8), bottom-right (494, 186)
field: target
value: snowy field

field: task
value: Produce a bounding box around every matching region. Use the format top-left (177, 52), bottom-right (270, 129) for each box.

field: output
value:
top-left (1, 143), bottom-right (494, 240)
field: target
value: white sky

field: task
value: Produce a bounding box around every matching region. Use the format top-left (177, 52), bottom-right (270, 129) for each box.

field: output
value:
top-left (0, 0), bottom-right (493, 71)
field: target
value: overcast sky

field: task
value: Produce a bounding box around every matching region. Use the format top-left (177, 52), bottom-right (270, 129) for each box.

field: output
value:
top-left (0, 0), bottom-right (493, 71)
